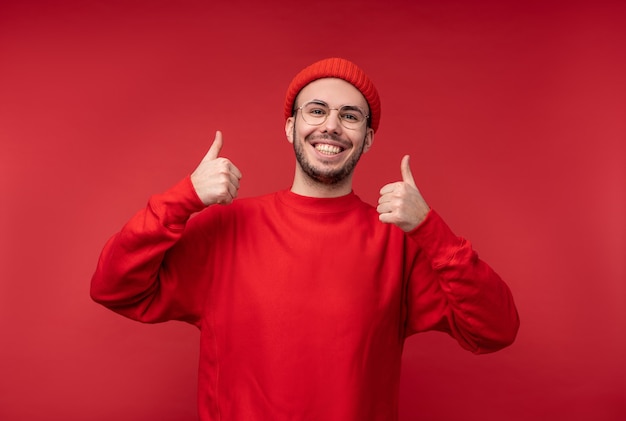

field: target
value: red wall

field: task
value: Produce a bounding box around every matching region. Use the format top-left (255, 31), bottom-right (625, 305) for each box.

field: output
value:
top-left (1, 1), bottom-right (624, 420)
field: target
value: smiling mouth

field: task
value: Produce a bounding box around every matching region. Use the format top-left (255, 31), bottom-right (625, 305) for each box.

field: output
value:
top-left (314, 143), bottom-right (344, 155)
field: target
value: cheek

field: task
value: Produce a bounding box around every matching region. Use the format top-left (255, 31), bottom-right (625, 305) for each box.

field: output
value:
top-left (363, 137), bottom-right (372, 153)
top-left (361, 130), bottom-right (373, 152)
top-left (349, 132), bottom-right (369, 151)
top-left (293, 120), bottom-right (317, 142)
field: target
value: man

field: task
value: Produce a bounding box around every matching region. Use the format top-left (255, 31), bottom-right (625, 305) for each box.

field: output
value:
top-left (91, 57), bottom-right (519, 420)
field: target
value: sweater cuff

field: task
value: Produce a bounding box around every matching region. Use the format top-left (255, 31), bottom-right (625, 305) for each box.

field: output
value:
top-left (149, 175), bottom-right (207, 230)
top-left (406, 210), bottom-right (465, 267)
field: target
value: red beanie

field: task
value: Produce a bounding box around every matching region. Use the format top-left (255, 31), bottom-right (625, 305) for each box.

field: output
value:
top-left (284, 58), bottom-right (381, 133)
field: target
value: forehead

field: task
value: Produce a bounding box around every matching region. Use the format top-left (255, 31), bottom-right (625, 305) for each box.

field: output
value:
top-left (296, 78), bottom-right (368, 108)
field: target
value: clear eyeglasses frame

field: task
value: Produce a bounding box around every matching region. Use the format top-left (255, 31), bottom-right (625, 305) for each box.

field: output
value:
top-left (296, 100), bottom-right (369, 130)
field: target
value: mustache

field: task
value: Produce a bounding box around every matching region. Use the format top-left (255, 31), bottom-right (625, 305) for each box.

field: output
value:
top-left (306, 133), bottom-right (346, 144)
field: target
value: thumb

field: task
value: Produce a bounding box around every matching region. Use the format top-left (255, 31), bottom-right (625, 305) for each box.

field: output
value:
top-left (205, 130), bottom-right (223, 161)
top-left (401, 155), bottom-right (417, 188)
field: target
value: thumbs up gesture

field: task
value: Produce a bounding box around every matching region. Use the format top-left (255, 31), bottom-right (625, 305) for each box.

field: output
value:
top-left (377, 155), bottom-right (430, 232)
top-left (190, 131), bottom-right (243, 206)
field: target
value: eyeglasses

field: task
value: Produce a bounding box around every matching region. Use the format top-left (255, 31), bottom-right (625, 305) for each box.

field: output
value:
top-left (296, 100), bottom-right (369, 130)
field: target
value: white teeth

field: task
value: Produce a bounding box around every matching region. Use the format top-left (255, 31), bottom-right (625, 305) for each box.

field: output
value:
top-left (315, 144), bottom-right (342, 155)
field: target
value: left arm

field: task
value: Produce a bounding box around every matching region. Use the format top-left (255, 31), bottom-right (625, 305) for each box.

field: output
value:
top-left (403, 210), bottom-right (519, 353)
top-left (378, 155), bottom-right (519, 353)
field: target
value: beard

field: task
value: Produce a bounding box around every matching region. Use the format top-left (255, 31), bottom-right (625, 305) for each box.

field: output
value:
top-left (292, 125), bottom-right (367, 185)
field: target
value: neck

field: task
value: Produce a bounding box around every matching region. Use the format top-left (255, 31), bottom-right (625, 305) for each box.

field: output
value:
top-left (290, 167), bottom-right (353, 198)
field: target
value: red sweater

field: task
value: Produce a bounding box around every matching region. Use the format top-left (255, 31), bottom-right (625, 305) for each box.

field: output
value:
top-left (91, 176), bottom-right (519, 421)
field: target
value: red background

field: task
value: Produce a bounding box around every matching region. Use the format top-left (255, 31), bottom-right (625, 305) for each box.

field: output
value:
top-left (1, 1), bottom-right (624, 420)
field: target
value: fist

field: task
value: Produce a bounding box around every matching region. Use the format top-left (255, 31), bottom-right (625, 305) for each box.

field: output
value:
top-left (377, 155), bottom-right (430, 232)
top-left (191, 131), bottom-right (243, 206)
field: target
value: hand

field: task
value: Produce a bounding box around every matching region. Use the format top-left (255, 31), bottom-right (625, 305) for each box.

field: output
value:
top-left (191, 131), bottom-right (242, 206)
top-left (377, 155), bottom-right (430, 232)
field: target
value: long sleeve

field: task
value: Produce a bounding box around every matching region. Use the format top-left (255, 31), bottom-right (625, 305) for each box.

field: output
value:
top-left (404, 210), bottom-right (519, 354)
top-left (90, 176), bottom-right (209, 326)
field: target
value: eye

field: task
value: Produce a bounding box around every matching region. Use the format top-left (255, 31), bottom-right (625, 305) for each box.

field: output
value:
top-left (339, 107), bottom-right (365, 122)
top-left (303, 102), bottom-right (329, 118)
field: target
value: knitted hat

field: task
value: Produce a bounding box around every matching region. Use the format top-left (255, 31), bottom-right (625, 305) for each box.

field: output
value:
top-left (284, 57), bottom-right (381, 132)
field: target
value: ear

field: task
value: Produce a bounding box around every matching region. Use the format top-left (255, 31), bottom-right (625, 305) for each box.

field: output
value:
top-left (362, 128), bottom-right (374, 153)
top-left (285, 117), bottom-right (295, 144)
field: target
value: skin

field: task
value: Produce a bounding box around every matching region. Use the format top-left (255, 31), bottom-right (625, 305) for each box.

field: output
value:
top-left (285, 78), bottom-right (374, 198)
top-left (190, 78), bottom-right (430, 232)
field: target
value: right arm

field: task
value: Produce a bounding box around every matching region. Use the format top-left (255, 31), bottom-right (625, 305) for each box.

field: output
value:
top-left (90, 131), bottom-right (242, 325)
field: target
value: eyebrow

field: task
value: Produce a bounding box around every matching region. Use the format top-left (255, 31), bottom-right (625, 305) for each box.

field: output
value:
top-left (308, 100), bottom-right (365, 111)
top-left (340, 105), bottom-right (364, 113)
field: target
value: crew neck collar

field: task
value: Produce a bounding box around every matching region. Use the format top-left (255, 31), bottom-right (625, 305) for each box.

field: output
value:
top-left (276, 190), bottom-right (361, 213)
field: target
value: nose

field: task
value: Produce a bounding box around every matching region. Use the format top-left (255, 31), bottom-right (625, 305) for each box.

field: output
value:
top-left (321, 108), bottom-right (342, 133)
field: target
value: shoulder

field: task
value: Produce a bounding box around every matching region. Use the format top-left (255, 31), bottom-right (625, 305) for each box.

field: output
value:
top-left (195, 191), bottom-right (281, 219)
